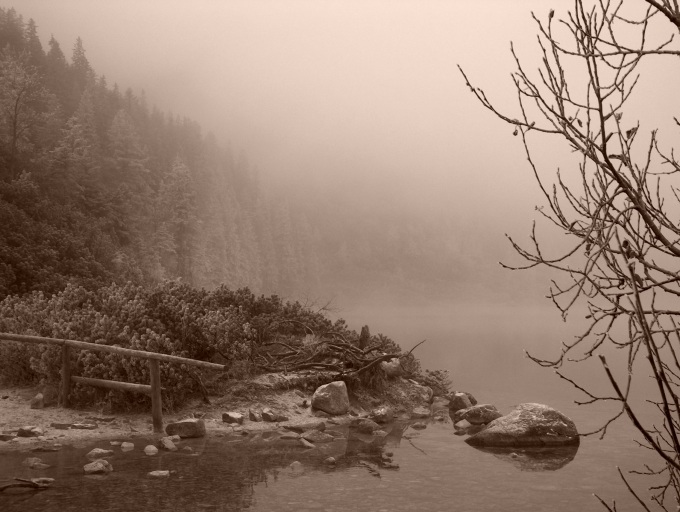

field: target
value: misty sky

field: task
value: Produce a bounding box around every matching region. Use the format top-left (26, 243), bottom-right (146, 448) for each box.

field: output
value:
top-left (9, 0), bottom-right (679, 266)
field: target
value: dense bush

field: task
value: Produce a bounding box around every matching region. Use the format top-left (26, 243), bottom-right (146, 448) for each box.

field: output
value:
top-left (0, 281), bottom-right (448, 409)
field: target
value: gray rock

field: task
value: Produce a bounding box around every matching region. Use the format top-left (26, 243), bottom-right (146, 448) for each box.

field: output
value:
top-left (448, 392), bottom-right (473, 413)
top-left (453, 404), bottom-right (502, 425)
top-left (86, 448), bottom-right (114, 460)
top-left (465, 403), bottom-right (580, 447)
top-left (222, 412), bottom-right (244, 424)
top-left (324, 456), bottom-right (336, 465)
top-left (454, 419), bottom-right (485, 435)
top-left (280, 432), bottom-right (301, 440)
top-left (83, 459), bottom-right (113, 474)
top-left (165, 418), bottom-right (206, 438)
top-left (311, 381), bottom-right (350, 416)
top-left (370, 406), bottom-right (394, 424)
top-left (144, 445), bottom-right (159, 455)
top-left (411, 422), bottom-right (427, 430)
top-left (0, 433), bottom-right (16, 441)
top-left (260, 408), bottom-right (288, 422)
top-left (299, 438), bottom-right (315, 449)
top-left (294, 389), bottom-right (306, 398)
top-left (454, 419), bottom-right (473, 431)
top-left (249, 409), bottom-right (262, 422)
top-left (120, 442), bottom-right (134, 451)
top-left (411, 406), bottom-right (430, 419)
top-left (18, 426), bottom-right (44, 437)
top-left (158, 437), bottom-right (178, 451)
top-left (22, 457), bottom-right (50, 469)
top-left (351, 418), bottom-right (381, 434)
top-left (30, 393), bottom-right (44, 409)
top-left (148, 470), bottom-right (170, 478)
top-left (301, 430), bottom-right (335, 443)
top-left (289, 461), bottom-right (304, 473)
top-left (261, 408), bottom-right (277, 422)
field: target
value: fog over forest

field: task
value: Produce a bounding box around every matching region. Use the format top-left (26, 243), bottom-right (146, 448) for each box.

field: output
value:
top-left (4, 0), bottom-right (587, 306)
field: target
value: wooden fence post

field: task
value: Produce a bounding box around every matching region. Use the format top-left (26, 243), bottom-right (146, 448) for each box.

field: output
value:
top-left (149, 359), bottom-right (163, 433)
top-left (61, 345), bottom-right (71, 407)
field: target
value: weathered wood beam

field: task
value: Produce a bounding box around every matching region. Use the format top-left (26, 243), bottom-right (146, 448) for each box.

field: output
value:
top-left (71, 376), bottom-right (152, 395)
top-left (149, 360), bottom-right (163, 433)
top-left (60, 345), bottom-right (71, 407)
top-left (0, 333), bottom-right (224, 370)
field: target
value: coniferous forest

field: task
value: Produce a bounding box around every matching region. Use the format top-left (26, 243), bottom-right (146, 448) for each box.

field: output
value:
top-left (0, 7), bottom-right (324, 300)
top-left (0, 7), bottom-right (491, 305)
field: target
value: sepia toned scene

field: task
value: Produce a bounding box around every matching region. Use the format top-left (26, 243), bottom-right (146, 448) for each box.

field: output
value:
top-left (1, 1), bottom-right (680, 510)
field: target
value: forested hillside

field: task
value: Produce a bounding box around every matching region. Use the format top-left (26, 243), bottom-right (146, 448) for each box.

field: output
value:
top-left (0, 7), bottom-right (323, 300)
top-left (0, 7), bottom-right (504, 307)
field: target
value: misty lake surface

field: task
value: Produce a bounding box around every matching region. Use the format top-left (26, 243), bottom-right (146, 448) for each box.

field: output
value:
top-left (0, 301), bottom-right (661, 511)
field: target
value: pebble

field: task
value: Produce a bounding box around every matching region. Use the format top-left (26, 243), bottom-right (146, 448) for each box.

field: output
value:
top-left (144, 445), bottom-right (159, 456)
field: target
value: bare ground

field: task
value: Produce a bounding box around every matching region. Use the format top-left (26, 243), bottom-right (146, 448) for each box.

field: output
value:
top-left (0, 373), bottom-right (440, 452)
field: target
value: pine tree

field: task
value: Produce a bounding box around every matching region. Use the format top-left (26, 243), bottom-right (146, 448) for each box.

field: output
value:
top-left (24, 19), bottom-right (44, 70)
top-left (0, 49), bottom-right (52, 179)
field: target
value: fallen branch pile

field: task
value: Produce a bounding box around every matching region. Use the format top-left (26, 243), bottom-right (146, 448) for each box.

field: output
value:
top-left (255, 325), bottom-right (425, 380)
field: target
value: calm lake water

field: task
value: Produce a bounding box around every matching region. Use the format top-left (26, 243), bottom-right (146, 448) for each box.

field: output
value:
top-left (0, 415), bottom-right (656, 512)
top-left (0, 300), bottom-right (666, 510)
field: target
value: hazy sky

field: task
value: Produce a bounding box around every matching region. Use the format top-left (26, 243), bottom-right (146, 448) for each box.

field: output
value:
top-left (9, 0), bottom-right (680, 249)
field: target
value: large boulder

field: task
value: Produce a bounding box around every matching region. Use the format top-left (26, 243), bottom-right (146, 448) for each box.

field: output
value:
top-left (165, 418), bottom-right (206, 438)
top-left (453, 404), bottom-right (502, 425)
top-left (465, 403), bottom-right (579, 447)
top-left (311, 381), bottom-right (350, 416)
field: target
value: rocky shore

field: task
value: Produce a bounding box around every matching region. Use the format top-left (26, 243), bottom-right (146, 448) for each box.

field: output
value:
top-left (0, 374), bottom-right (442, 453)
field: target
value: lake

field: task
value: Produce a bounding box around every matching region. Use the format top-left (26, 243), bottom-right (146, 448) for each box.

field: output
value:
top-left (0, 300), bottom-right (665, 511)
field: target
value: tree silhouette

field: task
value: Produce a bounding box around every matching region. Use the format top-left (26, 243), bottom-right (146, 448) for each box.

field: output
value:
top-left (461, 0), bottom-right (680, 508)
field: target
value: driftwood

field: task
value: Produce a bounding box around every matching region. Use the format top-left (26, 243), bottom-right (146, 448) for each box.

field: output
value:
top-left (0, 478), bottom-right (53, 492)
top-left (255, 326), bottom-right (426, 379)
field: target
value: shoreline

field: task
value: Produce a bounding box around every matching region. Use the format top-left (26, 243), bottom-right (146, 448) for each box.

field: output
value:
top-left (0, 377), bottom-right (446, 453)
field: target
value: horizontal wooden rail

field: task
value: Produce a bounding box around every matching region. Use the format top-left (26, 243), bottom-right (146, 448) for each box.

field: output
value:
top-left (0, 333), bottom-right (225, 370)
top-left (71, 376), bottom-right (153, 395)
top-left (0, 332), bottom-right (225, 433)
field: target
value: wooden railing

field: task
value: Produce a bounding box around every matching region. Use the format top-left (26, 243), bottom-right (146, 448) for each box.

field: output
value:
top-left (0, 333), bottom-right (225, 433)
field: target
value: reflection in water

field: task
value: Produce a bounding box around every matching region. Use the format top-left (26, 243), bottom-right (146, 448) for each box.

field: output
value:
top-left (0, 424), bottom-right (409, 512)
top-left (471, 445), bottom-right (579, 471)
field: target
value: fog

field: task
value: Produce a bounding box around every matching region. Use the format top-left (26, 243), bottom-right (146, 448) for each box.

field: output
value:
top-left (9, 1), bottom-right (679, 400)
top-left (15, 0), bottom-right (556, 221)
